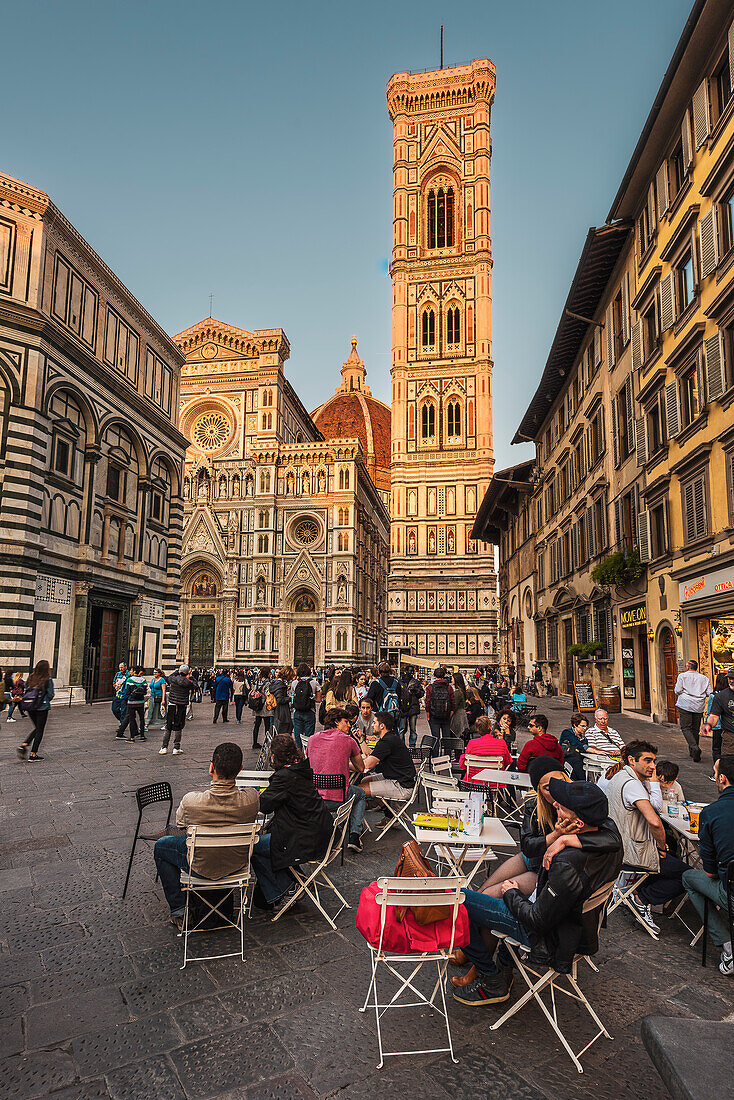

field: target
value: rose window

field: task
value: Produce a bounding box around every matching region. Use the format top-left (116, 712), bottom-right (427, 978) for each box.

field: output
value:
top-left (192, 411), bottom-right (230, 452)
top-left (293, 518), bottom-right (320, 546)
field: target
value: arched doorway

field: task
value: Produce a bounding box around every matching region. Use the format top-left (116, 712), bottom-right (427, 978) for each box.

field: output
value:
top-left (294, 625), bottom-right (315, 667)
top-left (189, 614), bottom-right (215, 667)
top-left (660, 627), bottom-right (678, 723)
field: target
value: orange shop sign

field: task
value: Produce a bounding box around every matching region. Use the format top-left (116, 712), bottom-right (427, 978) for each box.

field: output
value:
top-left (679, 567), bottom-right (734, 604)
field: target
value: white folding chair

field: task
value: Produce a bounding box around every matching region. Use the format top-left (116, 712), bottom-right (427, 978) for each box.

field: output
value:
top-left (372, 779), bottom-right (421, 843)
top-left (300, 733), bottom-right (310, 757)
top-left (581, 753), bottom-right (616, 782)
top-left (606, 868), bottom-right (658, 938)
top-left (360, 874), bottom-right (467, 1068)
top-left (431, 754), bottom-right (453, 777)
top-left (490, 880), bottom-right (617, 1073)
top-left (236, 769), bottom-right (273, 791)
top-left (463, 753), bottom-right (505, 780)
top-left (272, 798), bottom-right (355, 929)
top-left (180, 822), bottom-right (260, 968)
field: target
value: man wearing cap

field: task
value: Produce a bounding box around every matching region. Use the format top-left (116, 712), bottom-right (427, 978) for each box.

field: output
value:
top-left (161, 665), bottom-right (196, 755)
top-left (702, 667), bottom-right (734, 759)
top-left (453, 780), bottom-right (622, 1006)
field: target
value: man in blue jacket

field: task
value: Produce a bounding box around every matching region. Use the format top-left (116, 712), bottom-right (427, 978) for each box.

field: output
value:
top-left (213, 669), bottom-right (234, 724)
top-left (682, 755), bottom-right (734, 976)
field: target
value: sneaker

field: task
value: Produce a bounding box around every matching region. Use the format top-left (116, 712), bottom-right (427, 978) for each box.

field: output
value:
top-left (348, 833), bottom-right (363, 852)
top-left (452, 968), bottom-right (513, 1006)
top-left (629, 893), bottom-right (661, 935)
top-left (172, 748), bottom-right (183, 755)
top-left (7, 717), bottom-right (16, 723)
top-left (115, 733), bottom-right (125, 739)
top-left (159, 747), bottom-right (167, 755)
top-left (719, 948), bottom-right (733, 976)
top-left (16, 745), bottom-right (27, 759)
top-left (139, 735), bottom-right (147, 742)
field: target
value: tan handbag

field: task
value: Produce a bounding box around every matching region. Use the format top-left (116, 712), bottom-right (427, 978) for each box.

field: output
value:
top-left (393, 840), bottom-right (452, 925)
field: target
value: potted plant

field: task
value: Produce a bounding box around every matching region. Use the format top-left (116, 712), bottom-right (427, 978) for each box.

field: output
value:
top-left (582, 640), bottom-right (603, 659)
top-left (567, 643), bottom-right (584, 657)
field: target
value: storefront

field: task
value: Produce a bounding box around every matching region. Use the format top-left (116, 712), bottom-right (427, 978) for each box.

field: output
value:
top-left (618, 600), bottom-right (651, 714)
top-left (678, 559), bottom-right (734, 687)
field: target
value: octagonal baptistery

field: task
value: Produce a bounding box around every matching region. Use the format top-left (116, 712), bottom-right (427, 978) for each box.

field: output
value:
top-left (311, 338), bottom-right (391, 505)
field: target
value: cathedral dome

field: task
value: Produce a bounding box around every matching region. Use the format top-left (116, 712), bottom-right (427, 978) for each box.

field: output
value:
top-left (311, 338), bottom-right (391, 498)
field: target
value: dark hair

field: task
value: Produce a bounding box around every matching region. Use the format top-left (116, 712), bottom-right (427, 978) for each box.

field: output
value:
top-left (134, 666), bottom-right (144, 675)
top-left (688, 659), bottom-right (698, 670)
top-left (626, 739), bottom-right (658, 760)
top-left (296, 662), bottom-right (311, 678)
top-left (496, 708), bottom-right (517, 730)
top-left (531, 713), bottom-right (549, 732)
top-left (235, 670), bottom-right (245, 682)
top-left (261, 667), bottom-right (271, 678)
top-left (344, 703), bottom-right (359, 719)
top-left (570, 712), bottom-right (587, 729)
top-left (360, 695), bottom-right (373, 708)
top-left (27, 660), bottom-right (51, 691)
top-left (435, 665), bottom-right (448, 679)
top-left (325, 707), bottom-right (349, 727)
top-left (277, 666), bottom-right (292, 682)
top-left (378, 661), bottom-right (392, 677)
top-left (717, 755), bottom-right (734, 785)
top-left (374, 710), bottom-right (395, 733)
top-left (656, 760), bottom-right (679, 782)
top-left (474, 715), bottom-right (492, 737)
top-left (453, 671), bottom-right (467, 693)
top-left (333, 668), bottom-right (353, 703)
top-left (211, 742), bottom-right (243, 779)
top-left (270, 734), bottom-right (304, 769)
top-left (715, 671), bottom-right (730, 691)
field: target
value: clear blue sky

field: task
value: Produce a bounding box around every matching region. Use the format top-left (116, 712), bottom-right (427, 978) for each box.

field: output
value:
top-left (4, 0), bottom-right (692, 467)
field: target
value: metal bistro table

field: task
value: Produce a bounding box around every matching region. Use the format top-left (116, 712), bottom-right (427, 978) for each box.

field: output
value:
top-left (664, 806), bottom-right (706, 943)
top-left (413, 815), bottom-right (516, 886)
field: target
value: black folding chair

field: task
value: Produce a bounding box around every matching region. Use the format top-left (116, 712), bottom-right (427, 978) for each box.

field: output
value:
top-left (702, 858), bottom-right (734, 967)
top-left (255, 729), bottom-right (274, 772)
top-left (122, 781), bottom-right (175, 899)
top-left (312, 773), bottom-right (348, 862)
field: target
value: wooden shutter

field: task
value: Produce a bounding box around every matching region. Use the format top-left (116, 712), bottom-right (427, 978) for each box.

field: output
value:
top-left (594, 326), bottom-right (602, 367)
top-left (612, 396), bottom-right (620, 467)
top-left (699, 208), bottom-right (719, 278)
top-left (621, 275), bottom-right (630, 346)
top-left (730, 19), bottom-right (734, 93)
top-left (647, 183), bottom-right (656, 234)
top-left (586, 505), bottom-right (597, 558)
top-left (659, 272), bottom-right (676, 332)
top-left (705, 329), bottom-right (726, 401)
top-left (684, 474), bottom-right (707, 541)
top-left (693, 79), bottom-right (711, 149)
top-left (625, 380), bottom-right (636, 450)
top-left (656, 162), bottom-right (669, 218)
top-left (665, 379), bottom-right (681, 439)
top-left (728, 449), bottom-right (734, 520)
top-left (606, 303), bottom-right (615, 369)
top-left (636, 414), bottom-right (648, 467)
top-left (572, 523), bottom-right (580, 570)
top-left (631, 319), bottom-right (643, 371)
top-left (681, 110), bottom-right (693, 174)
top-left (637, 510), bottom-right (652, 562)
top-left (614, 497), bottom-right (623, 547)
top-left (597, 407), bottom-right (605, 455)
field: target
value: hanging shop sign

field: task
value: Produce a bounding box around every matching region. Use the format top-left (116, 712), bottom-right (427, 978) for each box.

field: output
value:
top-left (679, 565), bottom-right (734, 604)
top-left (621, 644), bottom-right (636, 698)
top-left (620, 603), bottom-right (646, 630)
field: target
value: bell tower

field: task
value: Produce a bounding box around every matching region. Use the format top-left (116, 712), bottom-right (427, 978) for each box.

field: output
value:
top-left (387, 59), bottom-right (498, 665)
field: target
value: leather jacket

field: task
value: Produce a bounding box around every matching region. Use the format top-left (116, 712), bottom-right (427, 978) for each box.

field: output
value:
top-left (165, 673), bottom-right (195, 706)
top-left (505, 818), bottom-right (623, 973)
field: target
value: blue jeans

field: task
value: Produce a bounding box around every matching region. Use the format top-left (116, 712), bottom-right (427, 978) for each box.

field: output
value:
top-left (682, 869), bottom-right (732, 947)
top-left (407, 714), bottom-right (418, 748)
top-left (251, 834), bottom-right (294, 905)
top-left (428, 716), bottom-right (451, 750)
top-left (346, 784), bottom-right (366, 834)
top-left (293, 709), bottom-right (316, 750)
top-left (462, 889), bottom-right (531, 976)
top-left (154, 834), bottom-right (189, 917)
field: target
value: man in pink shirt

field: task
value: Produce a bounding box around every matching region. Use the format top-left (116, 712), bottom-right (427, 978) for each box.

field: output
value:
top-left (307, 708), bottom-right (366, 852)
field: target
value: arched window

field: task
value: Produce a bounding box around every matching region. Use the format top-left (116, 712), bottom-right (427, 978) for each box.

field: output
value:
top-left (339, 468), bottom-right (350, 490)
top-left (421, 402), bottom-right (436, 440)
top-left (426, 186), bottom-right (455, 249)
top-left (257, 534), bottom-right (269, 553)
top-left (447, 400), bottom-right (461, 438)
top-left (337, 532), bottom-right (349, 551)
top-left (446, 306), bottom-right (461, 347)
top-left (421, 308), bottom-right (436, 350)
top-left (261, 470), bottom-right (271, 493)
top-left (262, 414), bottom-right (267, 430)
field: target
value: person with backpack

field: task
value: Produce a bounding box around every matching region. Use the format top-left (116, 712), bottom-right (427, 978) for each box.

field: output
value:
top-left (425, 666), bottom-right (455, 747)
top-left (292, 662), bottom-right (321, 750)
top-left (17, 661), bottom-right (55, 760)
top-left (161, 665), bottom-right (196, 754)
top-left (366, 662), bottom-right (400, 720)
top-left (402, 670), bottom-right (425, 748)
top-left (212, 669), bottom-right (234, 724)
top-left (115, 667), bottom-right (148, 742)
top-left (249, 667), bottom-right (273, 750)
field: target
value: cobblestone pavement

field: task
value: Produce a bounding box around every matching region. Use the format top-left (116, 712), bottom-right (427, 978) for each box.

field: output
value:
top-left (0, 697), bottom-right (731, 1099)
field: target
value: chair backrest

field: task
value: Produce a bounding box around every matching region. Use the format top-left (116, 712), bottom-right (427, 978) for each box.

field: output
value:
top-left (374, 875), bottom-right (467, 953)
top-left (255, 730), bottom-right (274, 771)
top-left (580, 878), bottom-right (617, 955)
top-left (321, 796), bottom-right (355, 862)
top-left (136, 781), bottom-right (173, 813)
top-left (312, 773), bottom-right (347, 801)
top-left (430, 790), bottom-right (469, 812)
top-left (301, 734), bottom-right (310, 756)
top-left (186, 822), bottom-right (260, 881)
top-left (421, 772), bottom-right (459, 795)
top-left (440, 737), bottom-right (464, 762)
top-left (465, 754), bottom-right (504, 772)
top-left (431, 754), bottom-right (452, 776)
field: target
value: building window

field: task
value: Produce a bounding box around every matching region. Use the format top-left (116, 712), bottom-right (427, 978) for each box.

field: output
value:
top-left (678, 250), bottom-right (695, 312)
top-left (547, 619), bottom-right (559, 662)
top-left (150, 491), bottom-right (163, 523)
top-left (682, 471), bottom-right (708, 543)
top-left (106, 464), bottom-right (122, 502)
top-left (650, 499), bottom-right (668, 559)
top-left (53, 436), bottom-right (71, 478)
top-left (337, 532), bottom-right (349, 551)
top-left (642, 297), bottom-right (660, 363)
top-left (261, 470), bottom-right (271, 493)
top-left (680, 359), bottom-right (702, 428)
top-left (670, 140), bottom-right (686, 200)
top-left (421, 403), bottom-right (436, 441)
top-left (536, 620), bottom-right (547, 661)
top-left (721, 186), bottom-right (734, 256)
top-left (593, 600), bottom-right (614, 660)
top-left (447, 400), bottom-right (461, 439)
top-left (713, 47), bottom-right (733, 122)
top-left (257, 534), bottom-right (269, 553)
top-left (421, 308), bottom-right (436, 350)
top-left (427, 186), bottom-right (454, 249)
top-left (338, 467), bottom-right (350, 490)
top-left (647, 393), bottom-right (666, 457)
top-left (446, 305), bottom-right (460, 346)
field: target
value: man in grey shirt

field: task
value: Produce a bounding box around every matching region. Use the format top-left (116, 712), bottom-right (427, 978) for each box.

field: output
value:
top-left (675, 660), bottom-right (712, 762)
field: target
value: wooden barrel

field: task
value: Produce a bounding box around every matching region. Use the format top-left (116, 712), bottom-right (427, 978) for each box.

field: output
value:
top-left (598, 685), bottom-right (621, 713)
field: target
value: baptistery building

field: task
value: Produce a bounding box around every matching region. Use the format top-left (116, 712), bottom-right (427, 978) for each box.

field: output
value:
top-left (176, 320), bottom-right (389, 669)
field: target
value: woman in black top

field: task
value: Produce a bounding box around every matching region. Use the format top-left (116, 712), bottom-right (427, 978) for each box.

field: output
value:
top-left (271, 666), bottom-right (294, 736)
top-left (251, 735), bottom-right (333, 908)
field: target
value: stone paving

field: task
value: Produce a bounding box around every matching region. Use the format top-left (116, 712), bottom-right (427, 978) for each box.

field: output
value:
top-left (0, 695), bottom-right (731, 1099)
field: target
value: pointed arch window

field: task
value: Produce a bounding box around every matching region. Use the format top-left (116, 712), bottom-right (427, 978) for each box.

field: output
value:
top-left (446, 306), bottom-right (461, 347)
top-left (427, 186), bottom-right (455, 249)
top-left (421, 402), bottom-right (436, 441)
top-left (421, 308), bottom-right (436, 350)
top-left (447, 400), bottom-right (462, 439)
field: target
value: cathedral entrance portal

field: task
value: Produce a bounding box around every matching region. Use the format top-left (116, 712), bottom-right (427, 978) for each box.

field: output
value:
top-left (294, 625), bottom-right (315, 667)
top-left (189, 614), bottom-right (215, 668)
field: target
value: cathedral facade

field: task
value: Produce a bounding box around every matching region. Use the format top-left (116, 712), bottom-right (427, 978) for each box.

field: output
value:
top-left (386, 60), bottom-right (499, 664)
top-left (176, 320), bottom-right (389, 669)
